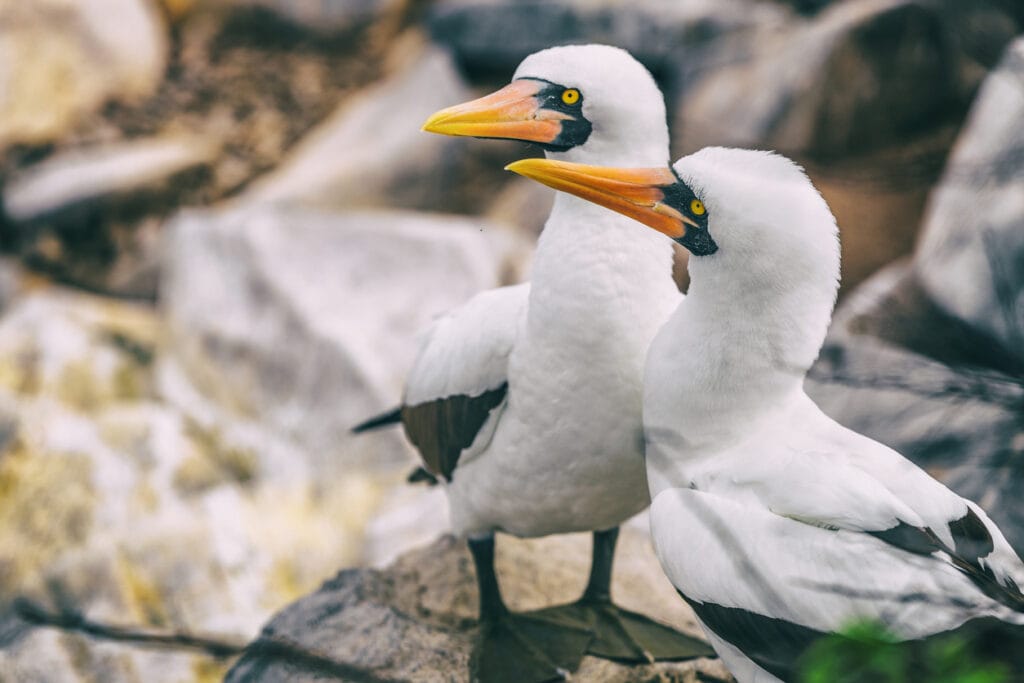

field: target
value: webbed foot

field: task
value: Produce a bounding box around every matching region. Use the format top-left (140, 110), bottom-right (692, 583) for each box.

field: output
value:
top-left (529, 599), bottom-right (714, 663)
top-left (471, 612), bottom-right (592, 682)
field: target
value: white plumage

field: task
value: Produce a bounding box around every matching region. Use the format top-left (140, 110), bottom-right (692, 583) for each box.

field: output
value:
top-left (368, 45), bottom-right (714, 682)
top-left (640, 148), bottom-right (1024, 681)
top-left (407, 45), bottom-right (680, 538)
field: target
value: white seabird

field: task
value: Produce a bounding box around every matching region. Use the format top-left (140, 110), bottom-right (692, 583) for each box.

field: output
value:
top-left (353, 45), bottom-right (712, 681)
top-left (507, 147), bottom-right (1024, 682)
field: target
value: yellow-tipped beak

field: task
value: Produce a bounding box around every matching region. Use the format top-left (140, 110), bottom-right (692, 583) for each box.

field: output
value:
top-left (422, 80), bottom-right (563, 144)
top-left (505, 158), bottom-right (698, 239)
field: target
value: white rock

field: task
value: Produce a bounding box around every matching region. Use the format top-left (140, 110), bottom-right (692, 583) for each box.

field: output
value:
top-left (160, 204), bottom-right (529, 482)
top-left (915, 37), bottom-right (1024, 364)
top-left (4, 136), bottom-right (217, 223)
top-left (0, 0), bottom-right (168, 149)
top-left (0, 286), bottom-right (401, 681)
top-left (244, 36), bottom-right (473, 210)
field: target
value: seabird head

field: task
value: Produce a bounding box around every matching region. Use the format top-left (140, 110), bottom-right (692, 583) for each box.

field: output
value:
top-left (422, 45), bottom-right (668, 166)
top-left (506, 147), bottom-right (842, 362)
top-left (506, 147), bottom-right (839, 287)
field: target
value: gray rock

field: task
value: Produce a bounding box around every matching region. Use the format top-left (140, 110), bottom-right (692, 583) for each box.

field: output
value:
top-left (226, 531), bottom-right (731, 682)
top-left (3, 137), bottom-right (217, 225)
top-left (1, 136), bottom-right (217, 299)
top-left (914, 37), bottom-right (1024, 367)
top-left (244, 36), bottom-right (474, 212)
top-left (219, 0), bottom-right (401, 31)
top-left (0, 0), bottom-right (168, 150)
top-left (160, 205), bottom-right (530, 482)
top-left (428, 0), bottom-right (785, 80)
top-left (807, 262), bottom-right (1024, 555)
top-left (0, 288), bottom-right (359, 683)
top-left (0, 259), bottom-right (20, 314)
top-left (670, 0), bottom-right (1017, 160)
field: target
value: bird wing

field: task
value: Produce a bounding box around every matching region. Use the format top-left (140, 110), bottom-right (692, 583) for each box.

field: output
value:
top-left (400, 283), bottom-right (528, 480)
top-left (650, 486), bottom-right (1024, 682)
top-left (685, 397), bottom-right (1024, 611)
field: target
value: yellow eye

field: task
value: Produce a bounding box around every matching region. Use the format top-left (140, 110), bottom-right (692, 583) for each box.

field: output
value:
top-left (561, 88), bottom-right (580, 105)
top-left (690, 199), bottom-right (706, 216)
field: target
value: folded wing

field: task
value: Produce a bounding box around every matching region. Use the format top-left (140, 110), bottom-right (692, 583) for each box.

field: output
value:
top-left (401, 283), bottom-right (528, 480)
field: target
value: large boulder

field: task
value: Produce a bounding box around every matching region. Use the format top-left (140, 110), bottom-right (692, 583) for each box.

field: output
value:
top-left (914, 37), bottom-right (1024, 368)
top-left (668, 0), bottom-right (1018, 293)
top-left (160, 205), bottom-right (530, 482)
top-left (0, 287), bottom-right (390, 682)
top-left (807, 38), bottom-right (1024, 555)
top-left (669, 0), bottom-right (1014, 160)
top-left (226, 531), bottom-right (731, 682)
top-left (244, 35), bottom-right (480, 212)
top-left (0, 0), bottom-right (168, 150)
top-left (2, 136), bottom-right (218, 298)
top-left (807, 264), bottom-right (1024, 554)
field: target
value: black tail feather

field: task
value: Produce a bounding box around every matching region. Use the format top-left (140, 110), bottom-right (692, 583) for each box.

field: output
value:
top-left (351, 407), bottom-right (402, 434)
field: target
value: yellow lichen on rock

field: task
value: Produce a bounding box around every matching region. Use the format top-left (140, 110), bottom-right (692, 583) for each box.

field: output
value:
top-left (190, 657), bottom-right (230, 683)
top-left (0, 0), bottom-right (168, 148)
top-left (115, 552), bottom-right (170, 627)
top-left (174, 421), bottom-right (257, 495)
top-left (0, 437), bottom-right (95, 597)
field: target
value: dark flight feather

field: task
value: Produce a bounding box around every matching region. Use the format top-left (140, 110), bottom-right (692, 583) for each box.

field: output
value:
top-left (401, 383), bottom-right (508, 481)
top-left (867, 511), bottom-right (1024, 613)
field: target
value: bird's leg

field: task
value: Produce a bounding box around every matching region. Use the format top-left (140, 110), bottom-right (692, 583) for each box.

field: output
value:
top-left (467, 534), bottom-right (591, 683)
top-left (526, 527), bottom-right (715, 664)
top-left (468, 534), bottom-right (508, 621)
top-left (580, 526), bottom-right (618, 603)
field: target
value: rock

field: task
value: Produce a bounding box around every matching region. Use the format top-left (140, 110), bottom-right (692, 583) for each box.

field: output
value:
top-left (806, 262), bottom-right (1024, 555)
top-left (0, 259), bottom-right (20, 313)
top-left (809, 41), bottom-right (1024, 554)
top-left (3, 137), bottom-right (217, 225)
top-left (0, 0), bottom-right (168, 149)
top-left (216, 0), bottom-right (402, 31)
top-left (244, 35), bottom-right (476, 212)
top-left (428, 0), bottom-right (786, 80)
top-left (670, 0), bottom-right (1017, 160)
top-left (0, 287), bottom-right (402, 681)
top-left (226, 531), bottom-right (731, 682)
top-left (1, 136), bottom-right (217, 298)
top-left (160, 205), bottom-right (530, 483)
top-left (914, 37), bottom-right (1024, 367)
top-left (362, 483), bottom-right (450, 568)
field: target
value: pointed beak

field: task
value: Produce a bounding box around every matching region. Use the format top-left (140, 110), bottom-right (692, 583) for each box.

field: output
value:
top-left (504, 158), bottom-right (698, 240)
top-left (422, 80), bottom-right (564, 144)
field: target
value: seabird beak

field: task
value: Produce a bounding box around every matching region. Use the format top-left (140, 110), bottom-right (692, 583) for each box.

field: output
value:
top-left (422, 80), bottom-right (564, 144)
top-left (505, 158), bottom-right (699, 240)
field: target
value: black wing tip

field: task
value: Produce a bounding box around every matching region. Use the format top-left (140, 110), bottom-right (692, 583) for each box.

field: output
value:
top-left (351, 406), bottom-right (403, 434)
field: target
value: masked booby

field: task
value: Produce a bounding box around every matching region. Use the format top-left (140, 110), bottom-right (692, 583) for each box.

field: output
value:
top-left (507, 148), bottom-right (1024, 682)
top-left (353, 45), bottom-right (712, 681)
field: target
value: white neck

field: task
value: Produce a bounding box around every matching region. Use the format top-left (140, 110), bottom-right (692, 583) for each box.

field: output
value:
top-left (530, 192), bottom-right (676, 316)
top-left (517, 191), bottom-right (678, 393)
top-left (643, 251), bottom-right (835, 494)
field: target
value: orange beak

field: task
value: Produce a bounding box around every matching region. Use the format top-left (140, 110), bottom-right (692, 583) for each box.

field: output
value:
top-left (422, 80), bottom-right (565, 145)
top-left (504, 158), bottom-right (699, 240)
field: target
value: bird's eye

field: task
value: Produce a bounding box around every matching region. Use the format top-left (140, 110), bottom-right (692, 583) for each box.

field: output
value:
top-left (561, 88), bottom-right (581, 105)
top-left (690, 199), bottom-right (706, 216)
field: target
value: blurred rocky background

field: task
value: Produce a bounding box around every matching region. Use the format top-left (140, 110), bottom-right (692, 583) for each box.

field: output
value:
top-left (0, 0), bottom-right (1020, 681)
